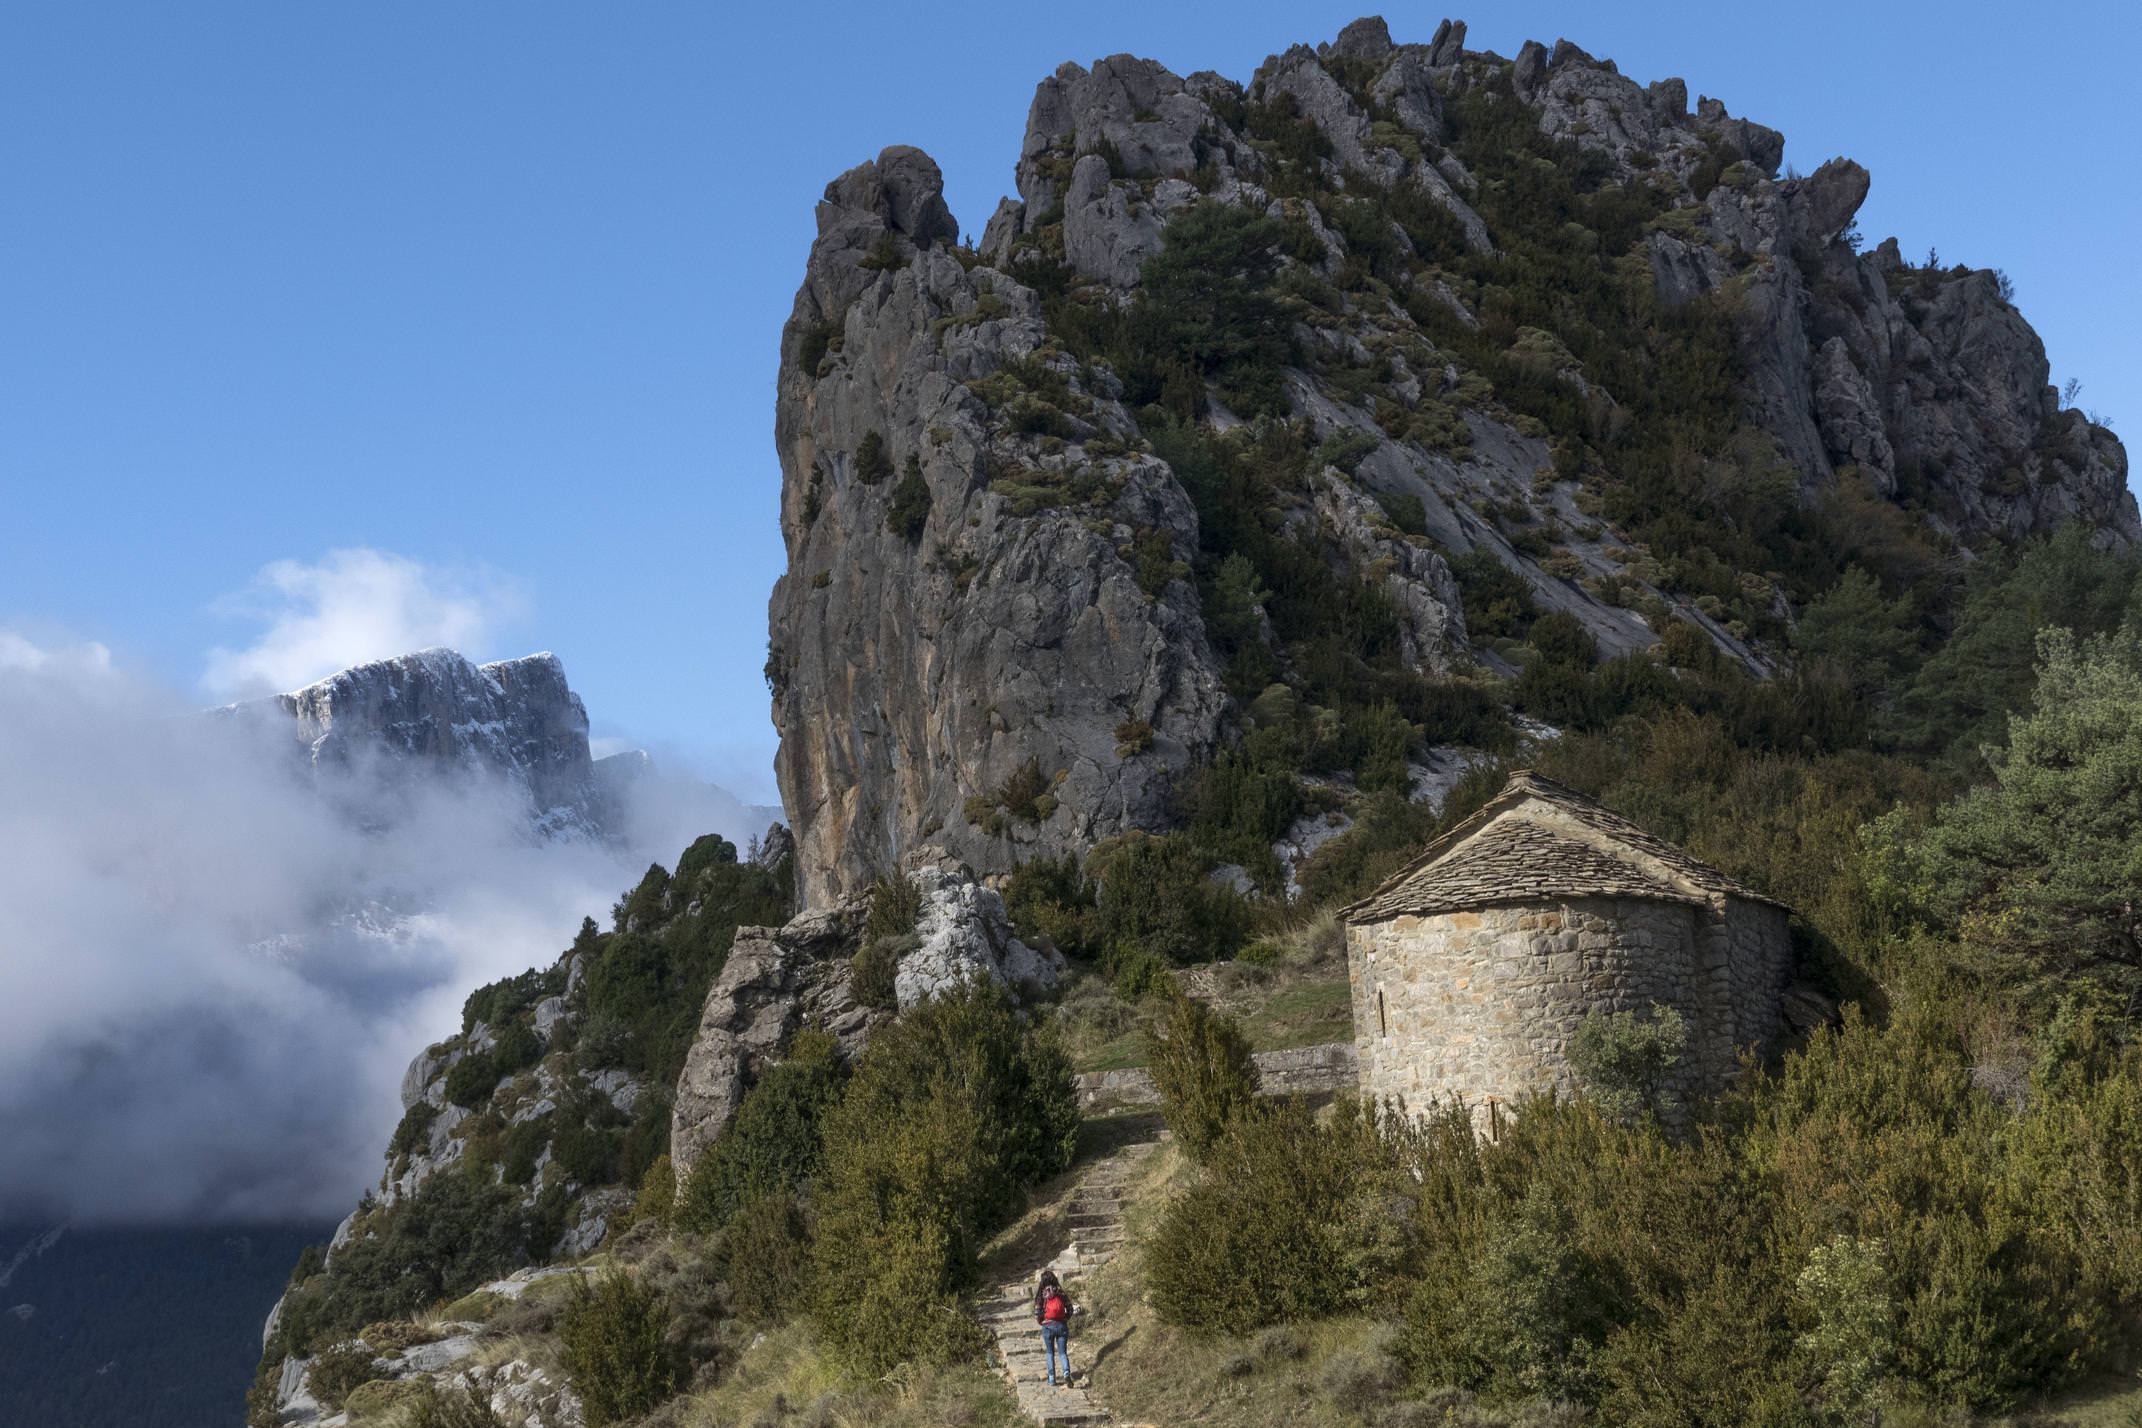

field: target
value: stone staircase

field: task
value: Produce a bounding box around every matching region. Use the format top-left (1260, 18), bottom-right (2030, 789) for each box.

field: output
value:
top-left (979, 1118), bottom-right (1164, 1426)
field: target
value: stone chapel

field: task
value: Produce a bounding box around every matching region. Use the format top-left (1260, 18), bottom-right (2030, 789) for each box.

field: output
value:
top-left (1343, 770), bottom-right (1794, 1124)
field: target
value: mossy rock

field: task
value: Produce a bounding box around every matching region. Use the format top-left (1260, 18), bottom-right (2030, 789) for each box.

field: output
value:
top-left (342, 1377), bottom-right (424, 1423)
top-left (356, 1319), bottom-right (433, 1354)
top-left (435, 1288), bottom-right (506, 1322)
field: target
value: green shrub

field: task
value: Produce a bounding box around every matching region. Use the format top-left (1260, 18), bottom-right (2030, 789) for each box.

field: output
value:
top-left (578, 850), bottom-right (790, 1084)
top-left (888, 456), bottom-right (931, 539)
top-left (388, 1102), bottom-right (438, 1161)
top-left (1004, 853), bottom-right (1099, 957)
top-left (1566, 1004), bottom-right (1687, 1124)
top-left (1411, 1182), bottom-right (1601, 1403)
top-left (442, 1050), bottom-right (500, 1110)
top-left (807, 983), bottom-right (1077, 1373)
top-left (1089, 832), bottom-right (1254, 973)
top-left (1794, 1234), bottom-right (1896, 1418)
top-left (1148, 1099), bottom-right (1411, 1330)
top-left (499, 1113), bottom-right (551, 1185)
top-left (850, 934), bottom-right (905, 1011)
top-left (1449, 548), bottom-right (1537, 638)
top-left (854, 430), bottom-right (892, 484)
top-left (1188, 749), bottom-right (1302, 875)
top-left (490, 1019), bottom-right (542, 1078)
top-left (1145, 991), bottom-right (1260, 1160)
top-left (611, 862), bottom-right (671, 932)
top-left (864, 873), bottom-right (923, 941)
top-left (794, 321), bottom-right (835, 378)
top-left (1128, 201), bottom-right (1296, 419)
top-left (404, 1382), bottom-right (506, 1428)
top-left (460, 963), bottom-right (565, 1035)
top-left (675, 832), bottom-right (740, 884)
top-left (718, 1189), bottom-right (810, 1324)
top-left (677, 1029), bottom-right (847, 1233)
top-left (625, 1153), bottom-right (676, 1231)
top-left (856, 229), bottom-right (904, 272)
top-left (306, 1340), bottom-right (384, 1409)
top-left (1294, 791), bottom-right (1441, 908)
top-left (1526, 609), bottom-right (1599, 667)
top-left (560, 1271), bottom-right (678, 1427)
top-left (1877, 626), bottom-right (2142, 1002)
top-left (283, 1173), bottom-right (537, 1338)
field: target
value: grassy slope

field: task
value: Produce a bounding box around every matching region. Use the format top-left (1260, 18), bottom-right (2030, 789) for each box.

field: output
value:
top-left (1057, 912), bottom-right (1356, 1075)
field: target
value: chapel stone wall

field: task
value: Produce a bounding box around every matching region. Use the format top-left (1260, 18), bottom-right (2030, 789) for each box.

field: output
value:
top-left (1348, 896), bottom-right (1718, 1128)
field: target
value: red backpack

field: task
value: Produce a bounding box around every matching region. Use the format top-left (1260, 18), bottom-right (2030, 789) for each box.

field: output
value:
top-left (1041, 1289), bottom-right (1067, 1323)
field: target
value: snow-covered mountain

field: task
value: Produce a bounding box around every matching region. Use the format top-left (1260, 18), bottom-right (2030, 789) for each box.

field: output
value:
top-left (226, 648), bottom-right (777, 844)
top-left (239, 649), bottom-right (606, 836)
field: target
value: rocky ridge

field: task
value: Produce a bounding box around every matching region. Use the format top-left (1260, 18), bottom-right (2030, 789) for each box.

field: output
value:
top-left (770, 14), bottom-right (2137, 909)
top-left (239, 648), bottom-right (646, 837)
top-left (259, 822), bottom-right (1068, 1423)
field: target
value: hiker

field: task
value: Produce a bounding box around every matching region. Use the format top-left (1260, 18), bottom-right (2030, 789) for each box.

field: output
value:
top-left (1033, 1268), bottom-right (1076, 1386)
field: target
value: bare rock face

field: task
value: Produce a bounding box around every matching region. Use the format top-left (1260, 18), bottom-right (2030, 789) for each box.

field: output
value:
top-left (1812, 336), bottom-right (1897, 493)
top-left (769, 145), bottom-right (1229, 909)
top-left (668, 898), bottom-right (881, 1183)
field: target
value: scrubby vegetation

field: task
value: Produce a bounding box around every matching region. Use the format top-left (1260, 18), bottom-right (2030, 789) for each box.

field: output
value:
top-left (1144, 988), bottom-right (1260, 1159)
top-left (1094, 608), bottom-right (2142, 1424)
top-left (558, 1271), bottom-right (677, 1425)
top-left (807, 982), bottom-right (1079, 1375)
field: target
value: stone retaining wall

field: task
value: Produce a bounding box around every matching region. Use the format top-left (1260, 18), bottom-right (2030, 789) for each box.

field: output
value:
top-left (1075, 1040), bottom-right (1359, 1111)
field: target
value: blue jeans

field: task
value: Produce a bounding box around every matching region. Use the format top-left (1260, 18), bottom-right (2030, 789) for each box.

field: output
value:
top-left (1040, 1319), bottom-right (1070, 1383)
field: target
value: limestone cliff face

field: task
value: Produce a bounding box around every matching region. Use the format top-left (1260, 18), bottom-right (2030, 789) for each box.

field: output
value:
top-left (769, 148), bottom-right (1229, 909)
top-left (770, 16), bottom-right (2136, 908)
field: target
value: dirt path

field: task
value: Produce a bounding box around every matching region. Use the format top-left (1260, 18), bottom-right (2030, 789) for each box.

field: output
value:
top-left (978, 1116), bottom-right (1164, 1426)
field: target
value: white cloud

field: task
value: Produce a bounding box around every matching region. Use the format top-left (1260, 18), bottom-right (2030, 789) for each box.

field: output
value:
top-left (0, 640), bottom-right (747, 1222)
top-left (201, 548), bottom-right (529, 697)
top-left (0, 631), bottom-right (113, 675)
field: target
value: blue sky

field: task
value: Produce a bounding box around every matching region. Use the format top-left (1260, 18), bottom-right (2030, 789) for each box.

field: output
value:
top-left (6, 1), bottom-right (2135, 803)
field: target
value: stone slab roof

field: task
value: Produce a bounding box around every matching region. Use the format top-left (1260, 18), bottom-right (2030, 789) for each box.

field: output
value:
top-left (1344, 770), bottom-right (1793, 924)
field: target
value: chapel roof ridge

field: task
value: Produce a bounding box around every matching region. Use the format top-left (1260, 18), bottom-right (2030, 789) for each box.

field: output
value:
top-left (1343, 768), bottom-right (1794, 924)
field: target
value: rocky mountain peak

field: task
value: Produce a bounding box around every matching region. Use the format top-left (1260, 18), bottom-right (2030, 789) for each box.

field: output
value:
top-left (769, 14), bottom-right (2137, 909)
top-left (256, 648), bottom-right (603, 834)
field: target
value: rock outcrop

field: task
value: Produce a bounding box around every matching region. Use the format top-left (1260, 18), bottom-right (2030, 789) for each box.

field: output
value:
top-left (668, 861), bottom-right (1064, 1183)
top-left (769, 17), bottom-right (2136, 910)
top-left (896, 854), bottom-right (1067, 1007)
top-left (669, 897), bottom-right (881, 1183)
top-left (769, 146), bottom-right (1229, 908)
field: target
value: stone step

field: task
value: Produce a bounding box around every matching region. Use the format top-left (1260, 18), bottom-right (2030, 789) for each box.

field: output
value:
top-left (1016, 1400), bottom-right (1109, 1426)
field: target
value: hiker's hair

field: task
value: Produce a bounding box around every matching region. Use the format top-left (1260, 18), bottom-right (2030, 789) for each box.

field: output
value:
top-left (1038, 1269), bottom-right (1060, 1290)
